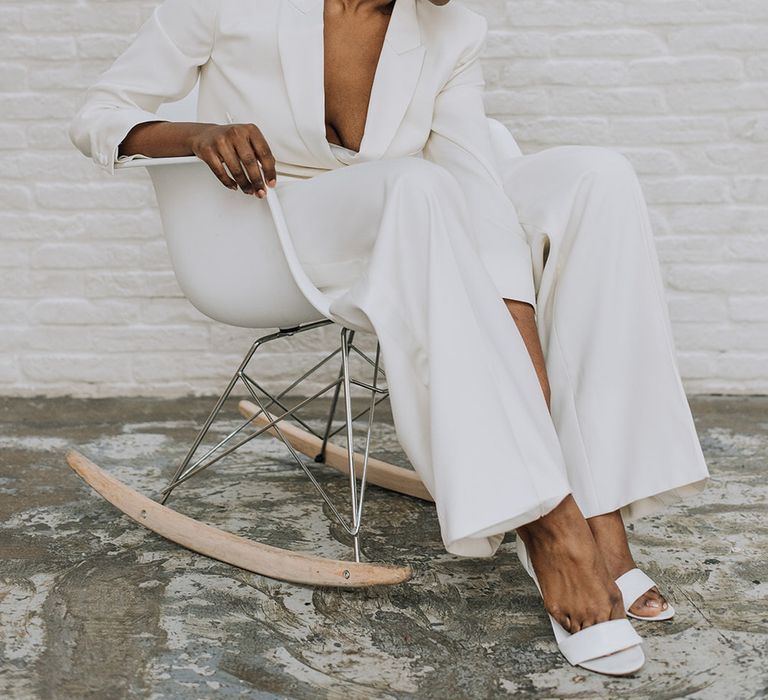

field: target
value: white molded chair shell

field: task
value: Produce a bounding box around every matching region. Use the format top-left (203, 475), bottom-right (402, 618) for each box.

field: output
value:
top-left (124, 157), bottom-right (326, 329)
top-left (115, 83), bottom-right (329, 329)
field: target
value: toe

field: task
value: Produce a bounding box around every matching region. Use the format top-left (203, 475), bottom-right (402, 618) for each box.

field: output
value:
top-left (629, 586), bottom-right (668, 617)
top-left (560, 614), bottom-right (573, 632)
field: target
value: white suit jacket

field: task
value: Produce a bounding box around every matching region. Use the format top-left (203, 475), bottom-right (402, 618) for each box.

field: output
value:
top-left (69, 0), bottom-right (537, 307)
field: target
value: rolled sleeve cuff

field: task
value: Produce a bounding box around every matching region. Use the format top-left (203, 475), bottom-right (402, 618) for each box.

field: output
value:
top-left (82, 107), bottom-right (164, 175)
top-left (102, 109), bottom-right (163, 175)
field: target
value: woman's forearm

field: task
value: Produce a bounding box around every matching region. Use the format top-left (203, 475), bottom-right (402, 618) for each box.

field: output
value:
top-left (118, 121), bottom-right (215, 158)
top-left (119, 121), bottom-right (278, 198)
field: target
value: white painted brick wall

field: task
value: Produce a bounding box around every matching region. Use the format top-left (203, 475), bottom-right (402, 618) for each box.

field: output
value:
top-left (1, 0), bottom-right (766, 397)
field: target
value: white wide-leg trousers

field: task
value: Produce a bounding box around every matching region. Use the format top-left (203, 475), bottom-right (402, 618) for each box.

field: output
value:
top-left (278, 148), bottom-right (709, 558)
top-left (499, 146), bottom-right (709, 524)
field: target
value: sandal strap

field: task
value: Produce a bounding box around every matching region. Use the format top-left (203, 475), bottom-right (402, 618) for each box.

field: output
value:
top-left (615, 568), bottom-right (658, 612)
top-left (558, 618), bottom-right (642, 666)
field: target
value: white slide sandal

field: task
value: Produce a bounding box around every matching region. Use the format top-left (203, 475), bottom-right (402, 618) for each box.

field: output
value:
top-left (516, 537), bottom-right (645, 676)
top-left (616, 568), bottom-right (675, 621)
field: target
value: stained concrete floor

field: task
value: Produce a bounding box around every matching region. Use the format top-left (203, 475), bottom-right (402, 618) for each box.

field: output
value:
top-left (0, 394), bottom-right (766, 699)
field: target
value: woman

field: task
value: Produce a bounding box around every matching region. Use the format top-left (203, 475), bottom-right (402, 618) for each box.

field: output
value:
top-left (69, 0), bottom-right (710, 676)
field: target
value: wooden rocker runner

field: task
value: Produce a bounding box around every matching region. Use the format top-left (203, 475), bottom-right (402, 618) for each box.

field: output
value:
top-left (66, 311), bottom-right (434, 587)
top-left (66, 450), bottom-right (412, 587)
top-left (67, 322), bottom-right (432, 587)
top-left (66, 318), bottom-right (432, 587)
top-left (66, 134), bottom-right (441, 587)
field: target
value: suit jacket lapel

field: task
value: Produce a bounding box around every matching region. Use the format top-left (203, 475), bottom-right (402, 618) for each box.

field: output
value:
top-left (278, 0), bottom-right (426, 164)
top-left (359, 0), bottom-right (426, 160)
top-left (278, 0), bottom-right (334, 165)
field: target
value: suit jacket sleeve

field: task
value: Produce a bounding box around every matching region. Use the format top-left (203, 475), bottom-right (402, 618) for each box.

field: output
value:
top-left (422, 15), bottom-right (537, 310)
top-left (68, 0), bottom-right (219, 174)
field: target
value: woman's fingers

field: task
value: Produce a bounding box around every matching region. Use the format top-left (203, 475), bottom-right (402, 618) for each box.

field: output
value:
top-left (248, 125), bottom-right (277, 186)
top-left (232, 129), bottom-right (267, 196)
top-left (217, 139), bottom-right (254, 195)
top-left (198, 145), bottom-right (238, 191)
top-left (189, 123), bottom-right (277, 196)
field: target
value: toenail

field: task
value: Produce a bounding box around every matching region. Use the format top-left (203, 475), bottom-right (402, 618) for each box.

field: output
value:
top-left (645, 599), bottom-right (660, 608)
top-left (662, 602), bottom-right (668, 609)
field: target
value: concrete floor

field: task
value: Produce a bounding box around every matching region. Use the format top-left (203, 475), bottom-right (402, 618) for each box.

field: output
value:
top-left (0, 394), bottom-right (766, 699)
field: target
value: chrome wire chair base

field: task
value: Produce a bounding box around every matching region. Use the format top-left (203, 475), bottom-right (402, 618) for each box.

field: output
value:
top-left (160, 321), bottom-right (394, 561)
top-left (66, 321), bottom-right (429, 587)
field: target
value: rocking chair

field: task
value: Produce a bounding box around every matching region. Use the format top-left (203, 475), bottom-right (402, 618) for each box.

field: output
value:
top-left (66, 89), bottom-right (525, 587)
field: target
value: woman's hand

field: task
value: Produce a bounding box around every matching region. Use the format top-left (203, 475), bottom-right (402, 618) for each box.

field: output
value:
top-left (187, 123), bottom-right (277, 197)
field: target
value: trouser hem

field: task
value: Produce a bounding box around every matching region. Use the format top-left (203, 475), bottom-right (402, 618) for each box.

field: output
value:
top-left (581, 475), bottom-right (709, 522)
top-left (442, 487), bottom-right (571, 559)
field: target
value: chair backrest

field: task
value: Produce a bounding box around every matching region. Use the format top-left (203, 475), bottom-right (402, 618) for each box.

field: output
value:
top-left (126, 83), bottom-right (325, 329)
top-left (144, 160), bottom-right (325, 329)
top-left (487, 118), bottom-right (524, 161)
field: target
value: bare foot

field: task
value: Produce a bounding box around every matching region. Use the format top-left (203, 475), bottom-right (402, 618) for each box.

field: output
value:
top-left (587, 510), bottom-right (670, 618)
top-left (516, 495), bottom-right (625, 633)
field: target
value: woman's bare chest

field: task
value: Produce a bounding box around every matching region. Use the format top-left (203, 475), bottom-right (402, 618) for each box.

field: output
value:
top-left (323, 7), bottom-right (392, 151)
